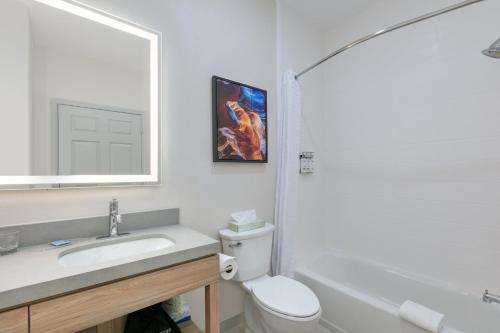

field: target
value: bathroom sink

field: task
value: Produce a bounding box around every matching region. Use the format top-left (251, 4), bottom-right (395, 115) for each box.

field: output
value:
top-left (58, 235), bottom-right (175, 268)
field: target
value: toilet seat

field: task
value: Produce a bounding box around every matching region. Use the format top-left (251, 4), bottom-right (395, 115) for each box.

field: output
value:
top-left (250, 276), bottom-right (321, 318)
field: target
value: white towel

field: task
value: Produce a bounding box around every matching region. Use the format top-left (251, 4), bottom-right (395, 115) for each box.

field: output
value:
top-left (399, 300), bottom-right (444, 333)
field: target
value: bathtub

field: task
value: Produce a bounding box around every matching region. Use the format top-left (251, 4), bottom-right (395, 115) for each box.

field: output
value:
top-left (295, 251), bottom-right (500, 333)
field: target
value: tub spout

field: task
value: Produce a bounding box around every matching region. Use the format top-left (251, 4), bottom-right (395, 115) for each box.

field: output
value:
top-left (483, 290), bottom-right (500, 304)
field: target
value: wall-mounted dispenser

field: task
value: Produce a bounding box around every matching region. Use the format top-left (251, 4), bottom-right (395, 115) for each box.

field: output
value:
top-left (300, 152), bottom-right (314, 174)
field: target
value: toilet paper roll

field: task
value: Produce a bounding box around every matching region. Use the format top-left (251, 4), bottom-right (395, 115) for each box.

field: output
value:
top-left (219, 253), bottom-right (238, 280)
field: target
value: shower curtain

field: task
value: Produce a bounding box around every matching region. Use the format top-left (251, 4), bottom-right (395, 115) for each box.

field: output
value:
top-left (272, 70), bottom-right (302, 278)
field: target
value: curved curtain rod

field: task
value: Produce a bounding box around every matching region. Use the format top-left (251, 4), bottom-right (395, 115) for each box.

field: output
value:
top-left (295, 0), bottom-right (485, 80)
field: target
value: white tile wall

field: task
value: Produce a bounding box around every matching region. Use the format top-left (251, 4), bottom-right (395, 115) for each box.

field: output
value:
top-left (321, 0), bottom-right (500, 294)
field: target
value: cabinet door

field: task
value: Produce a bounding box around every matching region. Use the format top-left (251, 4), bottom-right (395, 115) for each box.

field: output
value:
top-left (0, 307), bottom-right (28, 333)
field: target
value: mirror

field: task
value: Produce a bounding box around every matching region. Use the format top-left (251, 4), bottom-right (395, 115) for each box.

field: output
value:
top-left (0, 0), bottom-right (160, 188)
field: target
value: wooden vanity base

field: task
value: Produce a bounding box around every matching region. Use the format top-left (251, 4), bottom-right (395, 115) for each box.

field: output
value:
top-left (1, 255), bottom-right (220, 333)
top-left (0, 307), bottom-right (28, 333)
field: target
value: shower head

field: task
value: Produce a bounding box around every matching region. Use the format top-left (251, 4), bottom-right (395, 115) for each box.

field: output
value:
top-left (483, 39), bottom-right (500, 59)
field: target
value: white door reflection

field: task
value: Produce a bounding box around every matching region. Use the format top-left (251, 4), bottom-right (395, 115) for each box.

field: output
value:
top-left (57, 103), bottom-right (145, 175)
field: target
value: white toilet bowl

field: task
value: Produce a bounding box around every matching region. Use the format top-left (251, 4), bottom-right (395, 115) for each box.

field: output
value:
top-left (243, 275), bottom-right (321, 333)
top-left (218, 224), bottom-right (321, 333)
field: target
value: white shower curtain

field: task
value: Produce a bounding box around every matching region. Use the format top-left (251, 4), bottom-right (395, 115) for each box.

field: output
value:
top-left (272, 70), bottom-right (302, 278)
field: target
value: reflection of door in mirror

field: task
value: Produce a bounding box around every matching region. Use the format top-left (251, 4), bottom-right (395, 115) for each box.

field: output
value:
top-left (0, 0), bottom-right (152, 179)
top-left (57, 103), bottom-right (144, 175)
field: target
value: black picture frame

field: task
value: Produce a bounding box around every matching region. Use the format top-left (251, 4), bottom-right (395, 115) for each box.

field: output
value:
top-left (212, 76), bottom-right (268, 163)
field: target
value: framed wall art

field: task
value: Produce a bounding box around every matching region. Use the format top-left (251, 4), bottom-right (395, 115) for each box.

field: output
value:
top-left (212, 76), bottom-right (268, 163)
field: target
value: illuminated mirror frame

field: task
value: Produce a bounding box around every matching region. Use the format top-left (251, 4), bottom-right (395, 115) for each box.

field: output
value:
top-left (0, 0), bottom-right (161, 187)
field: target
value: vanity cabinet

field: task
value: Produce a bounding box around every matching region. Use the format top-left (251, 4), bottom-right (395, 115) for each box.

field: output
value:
top-left (2, 256), bottom-right (219, 333)
top-left (0, 307), bottom-right (28, 333)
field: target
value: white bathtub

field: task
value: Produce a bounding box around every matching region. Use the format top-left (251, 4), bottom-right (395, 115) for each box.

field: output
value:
top-left (295, 251), bottom-right (500, 333)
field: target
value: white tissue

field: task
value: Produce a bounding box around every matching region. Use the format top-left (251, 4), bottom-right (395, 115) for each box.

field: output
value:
top-left (230, 209), bottom-right (257, 224)
top-left (218, 253), bottom-right (238, 280)
top-left (399, 300), bottom-right (444, 333)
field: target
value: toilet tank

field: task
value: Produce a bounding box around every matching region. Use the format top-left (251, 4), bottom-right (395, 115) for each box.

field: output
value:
top-left (219, 223), bottom-right (274, 282)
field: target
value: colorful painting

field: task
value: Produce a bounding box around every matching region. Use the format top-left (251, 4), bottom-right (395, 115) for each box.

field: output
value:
top-left (212, 76), bottom-right (268, 162)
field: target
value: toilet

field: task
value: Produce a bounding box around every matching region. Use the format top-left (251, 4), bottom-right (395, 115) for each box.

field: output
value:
top-left (219, 224), bottom-right (321, 333)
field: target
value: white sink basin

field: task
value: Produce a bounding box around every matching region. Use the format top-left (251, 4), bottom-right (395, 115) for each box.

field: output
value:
top-left (58, 235), bottom-right (175, 268)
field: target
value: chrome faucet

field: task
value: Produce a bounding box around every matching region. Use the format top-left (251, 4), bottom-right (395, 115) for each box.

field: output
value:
top-left (97, 198), bottom-right (130, 239)
top-left (483, 290), bottom-right (500, 304)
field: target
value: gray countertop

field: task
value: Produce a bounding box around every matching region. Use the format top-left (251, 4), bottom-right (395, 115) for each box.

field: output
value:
top-left (0, 224), bottom-right (219, 311)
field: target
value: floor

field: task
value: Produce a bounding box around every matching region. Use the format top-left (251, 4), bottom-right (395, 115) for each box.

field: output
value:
top-left (316, 325), bottom-right (333, 333)
top-left (223, 323), bottom-right (332, 333)
top-left (222, 323), bottom-right (246, 333)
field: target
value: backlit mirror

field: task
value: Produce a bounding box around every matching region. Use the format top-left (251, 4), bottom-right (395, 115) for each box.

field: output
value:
top-left (0, 0), bottom-right (160, 188)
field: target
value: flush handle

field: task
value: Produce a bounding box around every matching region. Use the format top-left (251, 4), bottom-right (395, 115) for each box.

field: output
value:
top-left (228, 242), bottom-right (242, 248)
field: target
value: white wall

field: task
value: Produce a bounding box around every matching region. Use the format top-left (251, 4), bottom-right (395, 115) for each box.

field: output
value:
top-left (0, 0), bottom-right (277, 326)
top-left (31, 47), bottom-right (149, 175)
top-left (322, 0), bottom-right (500, 294)
top-left (0, 0), bottom-right (32, 175)
top-left (277, 1), bottom-right (326, 266)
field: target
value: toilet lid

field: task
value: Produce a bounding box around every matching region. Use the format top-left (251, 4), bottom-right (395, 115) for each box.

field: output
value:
top-left (251, 276), bottom-right (320, 318)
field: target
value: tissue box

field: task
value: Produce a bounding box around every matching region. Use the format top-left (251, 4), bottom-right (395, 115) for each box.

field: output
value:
top-left (229, 219), bottom-right (266, 232)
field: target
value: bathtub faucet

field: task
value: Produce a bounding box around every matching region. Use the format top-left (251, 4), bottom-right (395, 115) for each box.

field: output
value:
top-left (483, 290), bottom-right (500, 304)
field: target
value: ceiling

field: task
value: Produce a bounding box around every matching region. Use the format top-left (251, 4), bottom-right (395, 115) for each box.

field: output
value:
top-left (281, 0), bottom-right (377, 30)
